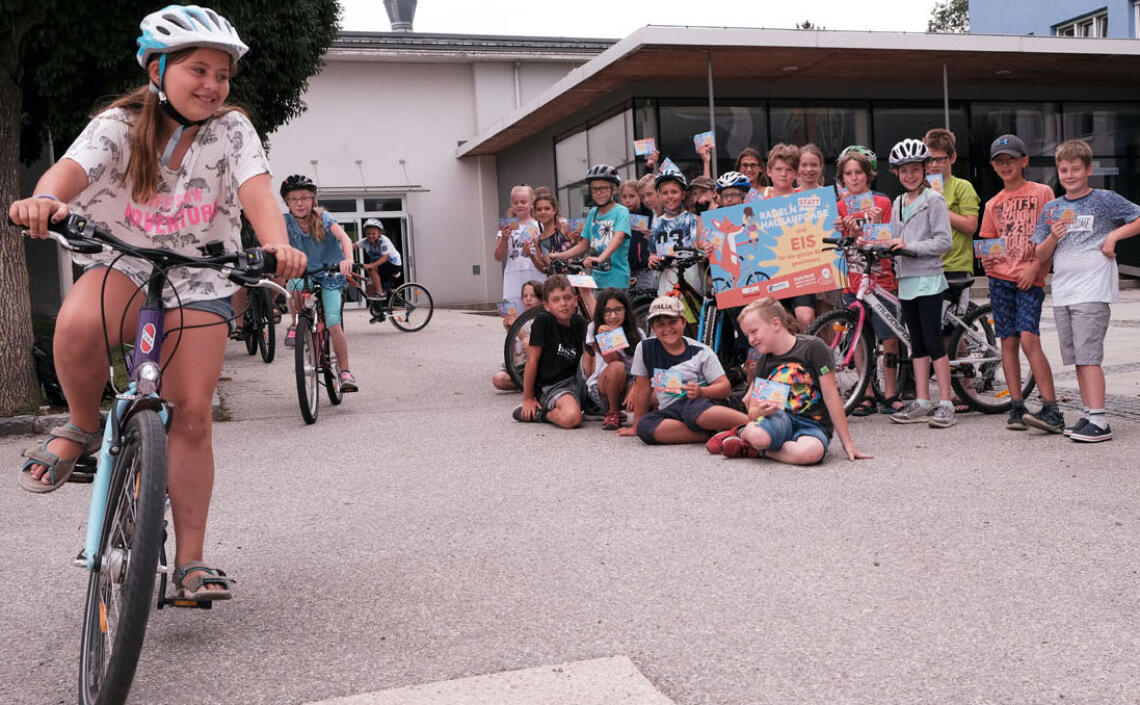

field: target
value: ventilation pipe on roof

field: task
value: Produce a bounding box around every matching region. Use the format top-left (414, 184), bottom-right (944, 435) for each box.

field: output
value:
top-left (384, 0), bottom-right (417, 32)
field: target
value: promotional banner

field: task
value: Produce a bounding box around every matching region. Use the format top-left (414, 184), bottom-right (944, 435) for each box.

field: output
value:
top-left (700, 187), bottom-right (845, 308)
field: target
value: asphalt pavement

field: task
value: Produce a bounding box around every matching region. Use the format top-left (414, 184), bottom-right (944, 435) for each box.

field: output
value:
top-left (2, 295), bottom-right (1139, 705)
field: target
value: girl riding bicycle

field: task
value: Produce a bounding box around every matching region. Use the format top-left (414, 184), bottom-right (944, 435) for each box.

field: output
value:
top-left (281, 174), bottom-right (359, 393)
top-left (9, 5), bottom-right (306, 600)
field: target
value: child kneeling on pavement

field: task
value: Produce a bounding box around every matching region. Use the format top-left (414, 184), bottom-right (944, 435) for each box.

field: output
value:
top-left (708, 298), bottom-right (872, 465)
top-left (514, 274), bottom-right (586, 428)
top-left (618, 297), bottom-right (748, 444)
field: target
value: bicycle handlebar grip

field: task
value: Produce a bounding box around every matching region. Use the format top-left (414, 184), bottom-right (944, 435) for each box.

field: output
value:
top-left (822, 236), bottom-right (842, 244)
top-left (261, 250), bottom-right (278, 274)
top-left (896, 248), bottom-right (918, 258)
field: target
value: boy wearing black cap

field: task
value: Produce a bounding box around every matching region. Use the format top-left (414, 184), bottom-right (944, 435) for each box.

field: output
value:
top-left (978, 134), bottom-right (1062, 433)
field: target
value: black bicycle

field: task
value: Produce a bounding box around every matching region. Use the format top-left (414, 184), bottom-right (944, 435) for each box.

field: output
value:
top-left (293, 266), bottom-right (354, 424)
top-left (350, 265), bottom-right (434, 333)
top-left (239, 287), bottom-right (275, 363)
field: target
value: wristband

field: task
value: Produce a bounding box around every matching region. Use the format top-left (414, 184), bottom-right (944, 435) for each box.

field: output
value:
top-left (34, 194), bottom-right (59, 201)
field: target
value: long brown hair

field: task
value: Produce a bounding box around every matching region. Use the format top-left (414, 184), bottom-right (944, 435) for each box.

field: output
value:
top-left (101, 48), bottom-right (245, 204)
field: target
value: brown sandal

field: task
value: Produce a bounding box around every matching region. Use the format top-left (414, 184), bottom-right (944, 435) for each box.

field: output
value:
top-left (176, 562), bottom-right (235, 601)
top-left (18, 423), bottom-right (101, 494)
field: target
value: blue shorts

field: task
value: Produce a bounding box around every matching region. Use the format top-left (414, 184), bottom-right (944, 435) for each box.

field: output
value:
top-left (754, 411), bottom-right (830, 456)
top-left (636, 396), bottom-right (716, 444)
top-left (85, 264), bottom-right (236, 332)
top-left (988, 278), bottom-right (1044, 339)
top-left (288, 279), bottom-right (344, 327)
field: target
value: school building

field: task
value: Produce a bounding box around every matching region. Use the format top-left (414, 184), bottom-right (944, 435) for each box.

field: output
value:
top-left (24, 20), bottom-right (1140, 310)
top-left (970, 0), bottom-right (1140, 38)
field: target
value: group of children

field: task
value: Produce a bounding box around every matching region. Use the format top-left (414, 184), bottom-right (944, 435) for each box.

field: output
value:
top-left (496, 129), bottom-right (1140, 463)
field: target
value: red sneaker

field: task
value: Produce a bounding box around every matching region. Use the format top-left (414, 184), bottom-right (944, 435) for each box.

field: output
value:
top-left (721, 435), bottom-right (760, 459)
top-left (602, 411), bottom-right (621, 430)
top-left (705, 425), bottom-right (742, 454)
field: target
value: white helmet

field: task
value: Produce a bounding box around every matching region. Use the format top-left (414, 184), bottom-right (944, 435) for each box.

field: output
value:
top-left (136, 5), bottom-right (249, 69)
top-left (363, 218), bottom-right (385, 232)
top-left (889, 138), bottom-right (930, 167)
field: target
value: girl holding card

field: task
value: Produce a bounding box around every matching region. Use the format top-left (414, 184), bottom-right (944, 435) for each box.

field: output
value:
top-left (708, 299), bottom-right (871, 464)
top-left (495, 184), bottom-right (546, 311)
top-left (493, 280), bottom-right (544, 391)
top-left (582, 289), bottom-right (645, 430)
top-left (525, 192), bottom-right (585, 274)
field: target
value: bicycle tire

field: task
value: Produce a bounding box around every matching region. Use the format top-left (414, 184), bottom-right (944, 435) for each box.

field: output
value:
top-left (504, 306), bottom-right (545, 389)
top-left (295, 315), bottom-right (319, 424)
top-left (949, 303), bottom-right (1036, 414)
top-left (806, 309), bottom-right (874, 416)
top-left (632, 300), bottom-right (652, 338)
top-left (242, 311), bottom-right (258, 356)
top-left (257, 292), bottom-right (275, 364)
top-left (701, 300), bottom-right (718, 350)
top-left (388, 283), bottom-right (434, 332)
top-left (324, 330), bottom-right (344, 406)
top-left (78, 410), bottom-right (167, 705)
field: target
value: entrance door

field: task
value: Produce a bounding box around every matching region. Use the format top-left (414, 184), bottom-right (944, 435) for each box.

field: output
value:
top-left (318, 195), bottom-right (412, 309)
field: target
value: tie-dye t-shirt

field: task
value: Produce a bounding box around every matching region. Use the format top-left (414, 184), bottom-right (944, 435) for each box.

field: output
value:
top-left (62, 107), bottom-right (270, 306)
top-left (754, 334), bottom-right (835, 435)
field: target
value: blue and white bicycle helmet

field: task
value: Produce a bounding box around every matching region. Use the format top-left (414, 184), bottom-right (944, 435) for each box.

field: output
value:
top-left (137, 5), bottom-right (249, 68)
top-left (889, 139), bottom-right (930, 167)
top-left (715, 171), bottom-right (751, 193)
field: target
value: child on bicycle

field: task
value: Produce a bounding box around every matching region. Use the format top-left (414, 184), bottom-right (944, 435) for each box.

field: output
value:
top-left (524, 192), bottom-right (584, 274)
top-left (355, 218), bottom-right (402, 302)
top-left (649, 169), bottom-right (699, 270)
top-left (833, 148), bottom-right (902, 415)
top-left (883, 139), bottom-right (955, 428)
top-left (582, 165), bottom-right (631, 316)
top-left (708, 299), bottom-right (871, 464)
top-left (495, 183), bottom-right (546, 312)
top-left (514, 275), bottom-right (586, 428)
top-left (280, 175), bottom-right (360, 393)
top-left (1031, 139), bottom-right (1140, 442)
top-left (619, 297), bottom-right (748, 444)
top-left (978, 134), bottom-right (1063, 433)
top-left (582, 288), bottom-right (644, 430)
top-left (9, 5), bottom-right (306, 599)
top-left (493, 280), bottom-right (543, 391)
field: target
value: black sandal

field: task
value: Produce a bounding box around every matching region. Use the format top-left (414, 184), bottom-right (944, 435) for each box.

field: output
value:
top-left (879, 395), bottom-right (904, 415)
top-left (852, 397), bottom-right (876, 417)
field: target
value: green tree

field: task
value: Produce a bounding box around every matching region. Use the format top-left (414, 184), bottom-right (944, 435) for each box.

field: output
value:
top-left (0, 1), bottom-right (338, 415)
top-left (927, 0), bottom-right (969, 33)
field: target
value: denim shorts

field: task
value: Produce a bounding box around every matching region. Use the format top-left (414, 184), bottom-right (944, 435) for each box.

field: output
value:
top-left (538, 376), bottom-right (582, 410)
top-left (753, 411), bottom-right (830, 456)
top-left (636, 396), bottom-right (716, 444)
top-left (988, 278), bottom-right (1044, 339)
top-left (86, 264), bottom-right (235, 332)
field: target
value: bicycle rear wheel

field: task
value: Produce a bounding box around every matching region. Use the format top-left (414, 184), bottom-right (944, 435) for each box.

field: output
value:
top-left (295, 315), bottom-right (319, 424)
top-left (504, 306), bottom-right (544, 389)
top-left (806, 309), bottom-right (874, 416)
top-left (256, 292), bottom-right (275, 363)
top-left (949, 303), bottom-right (1036, 413)
top-left (388, 283), bottom-right (434, 332)
top-left (242, 311), bottom-right (258, 356)
top-left (79, 410), bottom-right (167, 705)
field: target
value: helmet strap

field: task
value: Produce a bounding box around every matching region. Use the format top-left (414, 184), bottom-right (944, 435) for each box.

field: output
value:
top-left (151, 53), bottom-right (209, 167)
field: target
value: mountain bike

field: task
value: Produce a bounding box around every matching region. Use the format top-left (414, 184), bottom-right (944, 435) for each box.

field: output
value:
top-left (18, 214), bottom-right (286, 705)
top-left (238, 287), bottom-right (275, 363)
top-left (293, 265), bottom-right (355, 424)
top-left (808, 235), bottom-right (1035, 415)
top-left (351, 266), bottom-right (434, 333)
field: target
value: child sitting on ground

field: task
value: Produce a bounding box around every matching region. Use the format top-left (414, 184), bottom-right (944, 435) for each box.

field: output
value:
top-left (707, 298), bottom-right (871, 464)
top-left (493, 280), bottom-right (543, 391)
top-left (582, 288), bottom-right (644, 430)
top-left (619, 297), bottom-right (748, 444)
top-left (514, 275), bottom-right (586, 428)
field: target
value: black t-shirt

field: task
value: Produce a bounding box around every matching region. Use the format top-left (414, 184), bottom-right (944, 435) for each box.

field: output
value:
top-left (530, 311), bottom-right (586, 392)
top-left (627, 206), bottom-right (654, 272)
top-left (755, 334), bottom-right (835, 435)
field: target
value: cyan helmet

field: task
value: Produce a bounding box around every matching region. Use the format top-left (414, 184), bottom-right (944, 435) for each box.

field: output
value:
top-left (137, 5), bottom-right (249, 69)
top-left (715, 171), bottom-right (751, 193)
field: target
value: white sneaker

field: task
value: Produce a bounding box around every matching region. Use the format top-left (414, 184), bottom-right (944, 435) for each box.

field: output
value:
top-left (890, 400), bottom-right (934, 424)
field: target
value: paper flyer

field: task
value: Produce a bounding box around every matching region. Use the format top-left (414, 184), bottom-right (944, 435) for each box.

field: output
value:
top-left (630, 214), bottom-right (650, 232)
top-left (519, 222), bottom-right (540, 243)
top-left (564, 218), bottom-right (586, 238)
top-left (844, 193), bottom-right (875, 214)
top-left (862, 223), bottom-right (892, 242)
top-left (692, 131), bottom-right (715, 152)
top-left (652, 368), bottom-right (685, 395)
top-left (655, 241), bottom-right (677, 257)
top-left (634, 138), bottom-right (657, 156)
top-left (749, 378), bottom-right (790, 407)
top-left (567, 274), bottom-right (598, 289)
top-left (659, 157), bottom-right (681, 174)
top-left (974, 237), bottom-right (1007, 257)
top-left (498, 217), bottom-right (518, 231)
top-left (700, 187), bottom-right (845, 308)
top-left (497, 301), bottom-right (518, 317)
top-left (927, 173), bottom-right (944, 194)
top-left (595, 327), bottom-right (630, 354)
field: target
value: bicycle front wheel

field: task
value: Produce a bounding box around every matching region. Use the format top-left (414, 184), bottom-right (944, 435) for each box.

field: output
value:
top-left (324, 333), bottom-right (344, 406)
top-left (256, 292), bottom-right (275, 363)
top-left (806, 309), bottom-right (874, 416)
top-left (79, 410), bottom-right (167, 705)
top-left (243, 314), bottom-right (258, 356)
top-left (504, 306), bottom-right (544, 389)
top-left (295, 315), bottom-right (319, 424)
top-left (388, 283), bottom-right (434, 332)
top-left (949, 303), bottom-right (1036, 413)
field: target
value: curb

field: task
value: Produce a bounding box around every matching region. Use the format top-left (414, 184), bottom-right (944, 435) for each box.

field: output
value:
top-left (0, 392), bottom-right (224, 438)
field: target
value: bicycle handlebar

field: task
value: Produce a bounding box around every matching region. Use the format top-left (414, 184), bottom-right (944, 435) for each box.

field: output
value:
top-left (655, 246), bottom-right (706, 270)
top-left (822, 234), bottom-right (917, 258)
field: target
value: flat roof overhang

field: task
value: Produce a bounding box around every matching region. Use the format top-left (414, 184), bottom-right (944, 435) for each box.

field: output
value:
top-left (457, 25), bottom-right (1140, 157)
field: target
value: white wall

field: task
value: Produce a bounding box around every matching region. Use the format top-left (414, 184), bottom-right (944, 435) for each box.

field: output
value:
top-left (267, 58), bottom-right (578, 305)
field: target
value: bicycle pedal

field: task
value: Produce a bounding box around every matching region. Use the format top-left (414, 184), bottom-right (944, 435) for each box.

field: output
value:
top-left (69, 456), bottom-right (97, 483)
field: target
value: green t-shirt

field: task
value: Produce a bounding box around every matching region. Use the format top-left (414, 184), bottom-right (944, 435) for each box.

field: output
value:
top-left (941, 175), bottom-right (980, 273)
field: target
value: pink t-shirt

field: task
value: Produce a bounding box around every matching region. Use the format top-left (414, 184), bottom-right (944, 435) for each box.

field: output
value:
top-left (979, 181), bottom-right (1055, 287)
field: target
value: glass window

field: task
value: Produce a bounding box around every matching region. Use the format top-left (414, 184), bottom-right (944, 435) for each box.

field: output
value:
top-left (769, 104), bottom-right (869, 185)
top-left (586, 111), bottom-right (629, 171)
top-left (658, 104), bottom-right (767, 179)
top-left (633, 98), bottom-right (657, 142)
top-left (320, 199), bottom-right (357, 212)
top-left (363, 198), bottom-right (402, 212)
top-left (555, 130), bottom-right (587, 187)
top-left (971, 103), bottom-right (1061, 157)
top-left (558, 185), bottom-right (589, 219)
top-left (873, 105), bottom-right (969, 197)
top-left (1063, 104), bottom-right (1140, 158)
